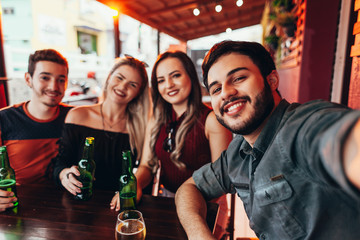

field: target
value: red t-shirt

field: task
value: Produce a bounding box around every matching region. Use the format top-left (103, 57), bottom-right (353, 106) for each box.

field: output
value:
top-left (0, 102), bottom-right (72, 184)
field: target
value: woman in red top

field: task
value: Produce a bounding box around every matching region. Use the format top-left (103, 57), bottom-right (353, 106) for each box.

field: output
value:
top-left (111, 51), bottom-right (232, 238)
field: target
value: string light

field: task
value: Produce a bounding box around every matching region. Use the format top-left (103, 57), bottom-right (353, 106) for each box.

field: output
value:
top-left (215, 4), bottom-right (222, 12)
top-left (193, 8), bottom-right (200, 16)
top-left (236, 0), bottom-right (244, 7)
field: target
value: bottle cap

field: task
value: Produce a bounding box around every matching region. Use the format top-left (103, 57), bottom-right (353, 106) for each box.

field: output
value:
top-left (85, 137), bottom-right (94, 146)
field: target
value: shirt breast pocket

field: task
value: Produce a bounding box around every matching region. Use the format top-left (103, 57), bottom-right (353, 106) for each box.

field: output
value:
top-left (254, 178), bottom-right (306, 239)
top-left (254, 178), bottom-right (292, 206)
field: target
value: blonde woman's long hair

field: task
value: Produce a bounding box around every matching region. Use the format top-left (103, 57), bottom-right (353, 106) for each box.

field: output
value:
top-left (148, 51), bottom-right (202, 170)
top-left (102, 56), bottom-right (149, 160)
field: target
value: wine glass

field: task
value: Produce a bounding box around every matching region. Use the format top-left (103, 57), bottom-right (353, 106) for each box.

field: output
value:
top-left (115, 210), bottom-right (146, 240)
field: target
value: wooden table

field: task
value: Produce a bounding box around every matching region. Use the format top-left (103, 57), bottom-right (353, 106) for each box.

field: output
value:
top-left (0, 183), bottom-right (188, 239)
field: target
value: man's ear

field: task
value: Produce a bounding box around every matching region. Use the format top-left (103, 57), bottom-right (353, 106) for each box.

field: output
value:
top-left (25, 72), bottom-right (32, 88)
top-left (266, 70), bottom-right (279, 91)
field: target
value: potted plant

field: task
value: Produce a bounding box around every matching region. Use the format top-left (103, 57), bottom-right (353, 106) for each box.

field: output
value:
top-left (265, 34), bottom-right (280, 51)
top-left (275, 11), bottom-right (297, 37)
top-left (272, 0), bottom-right (294, 12)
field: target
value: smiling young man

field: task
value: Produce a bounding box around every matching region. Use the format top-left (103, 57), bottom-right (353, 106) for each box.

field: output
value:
top-left (0, 49), bottom-right (72, 211)
top-left (175, 41), bottom-right (360, 240)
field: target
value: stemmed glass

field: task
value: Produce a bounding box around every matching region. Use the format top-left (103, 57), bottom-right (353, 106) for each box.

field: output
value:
top-left (115, 210), bottom-right (146, 240)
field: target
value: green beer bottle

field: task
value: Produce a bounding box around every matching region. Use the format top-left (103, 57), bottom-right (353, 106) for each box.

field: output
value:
top-left (119, 150), bottom-right (137, 211)
top-left (75, 137), bottom-right (96, 201)
top-left (0, 146), bottom-right (18, 208)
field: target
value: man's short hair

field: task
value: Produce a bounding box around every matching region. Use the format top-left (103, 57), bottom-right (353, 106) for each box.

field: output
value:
top-left (202, 41), bottom-right (276, 90)
top-left (27, 49), bottom-right (69, 77)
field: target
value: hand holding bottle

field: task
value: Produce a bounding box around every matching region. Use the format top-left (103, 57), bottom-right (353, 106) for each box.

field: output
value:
top-left (0, 189), bottom-right (17, 212)
top-left (110, 184), bottom-right (142, 211)
top-left (74, 137), bottom-right (96, 200)
top-left (59, 165), bottom-right (82, 196)
top-left (0, 146), bottom-right (18, 212)
top-left (110, 150), bottom-right (139, 211)
top-left (59, 137), bottom-right (95, 200)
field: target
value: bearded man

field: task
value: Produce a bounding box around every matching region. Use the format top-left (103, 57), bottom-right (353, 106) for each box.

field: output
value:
top-left (175, 41), bottom-right (360, 240)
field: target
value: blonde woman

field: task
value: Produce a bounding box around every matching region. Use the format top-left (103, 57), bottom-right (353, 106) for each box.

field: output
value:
top-left (53, 56), bottom-right (149, 194)
top-left (111, 51), bottom-right (232, 238)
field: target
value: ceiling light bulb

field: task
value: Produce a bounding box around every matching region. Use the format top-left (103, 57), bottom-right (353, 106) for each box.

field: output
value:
top-left (236, 0), bottom-right (243, 7)
top-left (110, 8), bottom-right (119, 17)
top-left (226, 28), bottom-right (232, 33)
top-left (193, 8), bottom-right (200, 16)
top-left (215, 4), bottom-right (222, 12)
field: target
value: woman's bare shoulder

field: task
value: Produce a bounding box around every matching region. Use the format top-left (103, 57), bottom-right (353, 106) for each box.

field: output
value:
top-left (65, 104), bottom-right (100, 125)
top-left (205, 111), bottom-right (231, 135)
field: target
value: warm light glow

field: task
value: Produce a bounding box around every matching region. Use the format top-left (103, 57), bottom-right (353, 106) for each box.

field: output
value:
top-left (226, 28), bottom-right (232, 33)
top-left (110, 7), bottom-right (119, 17)
top-left (236, 0), bottom-right (244, 7)
top-left (215, 4), bottom-right (222, 12)
top-left (193, 8), bottom-right (200, 16)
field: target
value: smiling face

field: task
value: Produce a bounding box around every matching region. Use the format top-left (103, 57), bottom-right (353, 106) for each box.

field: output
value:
top-left (25, 61), bottom-right (68, 107)
top-left (207, 53), bottom-right (275, 135)
top-left (156, 57), bottom-right (192, 110)
top-left (105, 65), bottom-right (142, 105)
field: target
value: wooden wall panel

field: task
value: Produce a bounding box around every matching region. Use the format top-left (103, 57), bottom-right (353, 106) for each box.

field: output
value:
top-left (349, 0), bottom-right (360, 109)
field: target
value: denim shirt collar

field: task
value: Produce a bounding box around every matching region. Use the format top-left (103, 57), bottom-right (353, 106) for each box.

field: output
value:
top-left (239, 99), bottom-right (290, 159)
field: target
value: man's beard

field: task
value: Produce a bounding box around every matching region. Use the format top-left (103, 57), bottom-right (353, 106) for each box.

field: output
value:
top-left (216, 83), bottom-right (274, 135)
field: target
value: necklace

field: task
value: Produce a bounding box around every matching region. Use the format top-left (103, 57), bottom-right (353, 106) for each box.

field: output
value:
top-left (100, 103), bottom-right (125, 139)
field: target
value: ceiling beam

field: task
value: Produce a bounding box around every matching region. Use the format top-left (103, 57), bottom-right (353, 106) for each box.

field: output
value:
top-left (184, 18), bottom-right (260, 40)
top-left (180, 12), bottom-right (263, 37)
top-left (145, 0), bottom-right (265, 17)
top-left (143, 0), bottom-right (206, 17)
top-left (156, 6), bottom-right (265, 28)
top-left (96, 0), bottom-right (266, 42)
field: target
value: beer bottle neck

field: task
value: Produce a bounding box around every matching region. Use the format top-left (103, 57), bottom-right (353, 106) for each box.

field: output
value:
top-left (82, 137), bottom-right (95, 161)
top-left (0, 152), bottom-right (10, 168)
top-left (121, 151), bottom-right (133, 175)
top-left (82, 144), bottom-right (94, 161)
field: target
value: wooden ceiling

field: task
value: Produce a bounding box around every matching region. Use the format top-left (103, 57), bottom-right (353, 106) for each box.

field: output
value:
top-left (96, 0), bottom-right (266, 42)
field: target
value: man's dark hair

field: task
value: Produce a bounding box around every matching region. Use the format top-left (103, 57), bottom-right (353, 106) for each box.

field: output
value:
top-left (28, 49), bottom-right (68, 77)
top-left (202, 41), bottom-right (276, 90)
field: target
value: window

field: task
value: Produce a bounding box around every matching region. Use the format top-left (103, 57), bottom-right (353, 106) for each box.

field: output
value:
top-left (77, 31), bottom-right (97, 54)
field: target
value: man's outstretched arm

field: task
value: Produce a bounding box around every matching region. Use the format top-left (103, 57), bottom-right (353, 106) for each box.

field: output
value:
top-left (343, 118), bottom-right (360, 190)
top-left (175, 177), bottom-right (216, 240)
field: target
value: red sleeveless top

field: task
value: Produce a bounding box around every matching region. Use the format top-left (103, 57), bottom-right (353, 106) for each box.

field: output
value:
top-left (155, 104), bottom-right (212, 193)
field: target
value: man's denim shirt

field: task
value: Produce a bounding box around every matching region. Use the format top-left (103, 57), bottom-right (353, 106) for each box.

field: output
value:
top-left (193, 99), bottom-right (360, 240)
